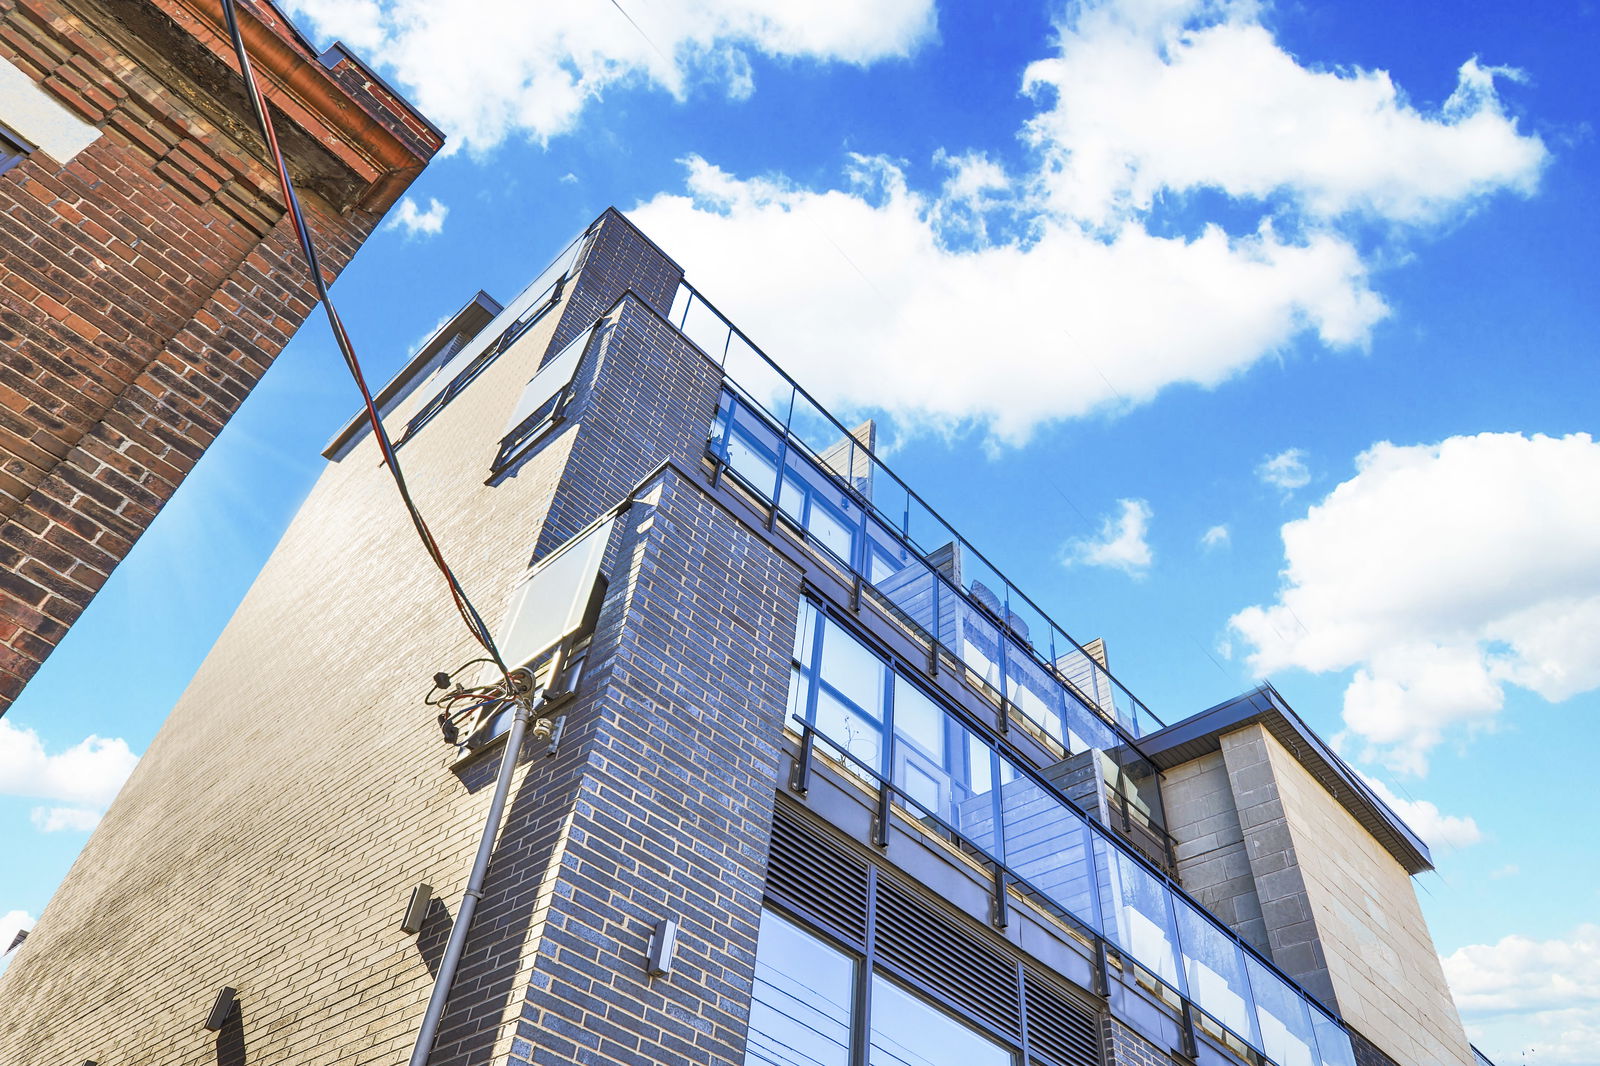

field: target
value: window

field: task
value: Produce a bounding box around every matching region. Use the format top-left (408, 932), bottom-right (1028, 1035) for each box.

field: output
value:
top-left (457, 639), bottom-right (589, 750)
top-left (397, 227), bottom-right (590, 444)
top-left (869, 973), bottom-right (1012, 1066)
top-left (498, 513), bottom-right (616, 672)
top-left (744, 910), bottom-right (853, 1066)
top-left (491, 323), bottom-right (599, 473)
top-left (743, 909), bottom-right (1014, 1066)
top-left (0, 119), bottom-right (30, 176)
top-left (782, 602), bottom-right (1356, 1066)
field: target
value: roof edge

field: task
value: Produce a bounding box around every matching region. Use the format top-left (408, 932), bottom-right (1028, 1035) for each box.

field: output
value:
top-left (1142, 685), bottom-right (1433, 875)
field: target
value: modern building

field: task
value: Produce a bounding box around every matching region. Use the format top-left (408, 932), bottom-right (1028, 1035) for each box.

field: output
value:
top-left (0, 210), bottom-right (1488, 1066)
top-left (0, 0), bottom-right (442, 714)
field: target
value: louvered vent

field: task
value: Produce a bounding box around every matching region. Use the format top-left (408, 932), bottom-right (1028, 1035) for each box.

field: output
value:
top-left (873, 875), bottom-right (1023, 1040)
top-left (1024, 975), bottom-right (1101, 1066)
top-left (766, 801), bottom-right (870, 946)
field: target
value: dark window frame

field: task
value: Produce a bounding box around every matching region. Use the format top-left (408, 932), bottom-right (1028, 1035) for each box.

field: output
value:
top-left (0, 119), bottom-right (35, 176)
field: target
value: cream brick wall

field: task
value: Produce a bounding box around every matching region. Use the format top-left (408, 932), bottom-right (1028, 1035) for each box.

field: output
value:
top-left (0, 213), bottom-right (695, 1065)
top-left (1248, 725), bottom-right (1474, 1066)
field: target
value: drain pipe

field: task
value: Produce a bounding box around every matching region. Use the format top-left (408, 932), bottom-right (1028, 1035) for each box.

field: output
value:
top-left (409, 648), bottom-right (563, 1066)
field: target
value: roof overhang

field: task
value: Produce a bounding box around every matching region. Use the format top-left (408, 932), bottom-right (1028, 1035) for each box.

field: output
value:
top-left (1140, 685), bottom-right (1433, 875)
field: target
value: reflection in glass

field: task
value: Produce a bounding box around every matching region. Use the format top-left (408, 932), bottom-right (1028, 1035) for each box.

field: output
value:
top-left (998, 760), bottom-right (1097, 926)
top-left (1246, 954), bottom-right (1317, 1066)
top-left (891, 682), bottom-right (999, 855)
top-left (869, 974), bottom-right (1012, 1066)
top-left (745, 911), bottom-right (854, 1066)
top-left (1094, 837), bottom-right (1182, 991)
top-left (1311, 1004), bottom-right (1357, 1066)
top-left (1173, 896), bottom-right (1257, 1044)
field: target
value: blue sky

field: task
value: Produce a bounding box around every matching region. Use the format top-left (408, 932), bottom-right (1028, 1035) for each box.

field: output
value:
top-left (3, 0), bottom-right (1597, 1058)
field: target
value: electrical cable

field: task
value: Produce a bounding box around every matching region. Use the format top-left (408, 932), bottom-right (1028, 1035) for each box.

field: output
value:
top-left (218, 0), bottom-right (509, 683)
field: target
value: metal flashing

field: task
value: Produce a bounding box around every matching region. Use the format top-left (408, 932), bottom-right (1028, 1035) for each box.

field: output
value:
top-left (1139, 685), bottom-right (1434, 874)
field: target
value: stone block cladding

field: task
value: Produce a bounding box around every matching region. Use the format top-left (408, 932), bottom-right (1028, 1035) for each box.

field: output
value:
top-left (1253, 726), bottom-right (1475, 1066)
top-left (1163, 750), bottom-right (1270, 956)
top-left (0, 0), bottom-right (441, 712)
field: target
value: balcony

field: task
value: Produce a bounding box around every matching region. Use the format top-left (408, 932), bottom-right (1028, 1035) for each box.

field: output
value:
top-left (665, 279), bottom-right (1361, 1066)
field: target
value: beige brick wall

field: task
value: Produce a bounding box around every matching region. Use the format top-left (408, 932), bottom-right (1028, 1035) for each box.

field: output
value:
top-left (1251, 726), bottom-right (1474, 1066)
top-left (0, 214), bottom-right (692, 1064)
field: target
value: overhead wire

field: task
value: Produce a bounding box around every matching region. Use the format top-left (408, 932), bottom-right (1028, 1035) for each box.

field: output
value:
top-left (218, 0), bottom-right (509, 684)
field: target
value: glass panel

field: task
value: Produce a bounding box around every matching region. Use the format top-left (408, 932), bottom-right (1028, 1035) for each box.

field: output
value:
top-left (998, 758), bottom-right (1097, 927)
top-left (869, 974), bottom-right (1012, 1066)
top-left (1173, 897), bottom-right (1256, 1045)
top-left (745, 910), bottom-right (854, 1066)
top-left (1310, 1004), bottom-right (1357, 1066)
top-left (780, 452), bottom-right (861, 565)
top-left (724, 401), bottom-right (783, 499)
top-left (819, 619), bottom-right (885, 715)
top-left (725, 331), bottom-right (791, 409)
top-left (957, 602), bottom-right (1003, 693)
top-left (1005, 642), bottom-right (1067, 750)
top-left (1093, 836), bottom-right (1182, 991)
top-left (1246, 955), bottom-right (1317, 1066)
top-left (501, 324), bottom-right (592, 435)
top-left (815, 687), bottom-right (883, 777)
top-left (678, 291), bottom-right (730, 361)
top-left (890, 681), bottom-right (998, 856)
top-left (497, 515), bottom-right (615, 670)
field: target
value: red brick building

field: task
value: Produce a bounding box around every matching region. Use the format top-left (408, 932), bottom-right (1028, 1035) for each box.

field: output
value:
top-left (0, 0), bottom-right (441, 714)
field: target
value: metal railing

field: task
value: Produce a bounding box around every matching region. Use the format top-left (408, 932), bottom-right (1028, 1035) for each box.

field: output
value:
top-left (792, 706), bottom-right (1357, 1066)
top-left (670, 280), bottom-right (1167, 742)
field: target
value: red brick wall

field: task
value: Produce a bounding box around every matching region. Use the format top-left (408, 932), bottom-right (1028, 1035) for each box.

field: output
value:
top-left (0, 0), bottom-right (438, 711)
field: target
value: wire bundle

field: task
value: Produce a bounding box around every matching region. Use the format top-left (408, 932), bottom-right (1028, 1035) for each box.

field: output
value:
top-left (217, 0), bottom-right (509, 686)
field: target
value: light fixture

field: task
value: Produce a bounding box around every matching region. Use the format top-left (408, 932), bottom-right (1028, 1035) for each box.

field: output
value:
top-left (203, 986), bottom-right (237, 1031)
top-left (401, 884), bottom-right (433, 935)
top-left (646, 918), bottom-right (678, 977)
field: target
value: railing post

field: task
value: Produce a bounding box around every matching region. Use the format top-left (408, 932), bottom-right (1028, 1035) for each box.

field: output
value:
top-left (991, 863), bottom-right (1009, 930)
top-left (791, 725), bottom-right (815, 795)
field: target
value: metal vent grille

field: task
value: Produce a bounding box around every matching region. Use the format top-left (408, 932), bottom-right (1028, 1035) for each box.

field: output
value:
top-left (873, 876), bottom-right (1023, 1040)
top-left (1024, 976), bottom-right (1101, 1066)
top-left (766, 801), bottom-right (870, 946)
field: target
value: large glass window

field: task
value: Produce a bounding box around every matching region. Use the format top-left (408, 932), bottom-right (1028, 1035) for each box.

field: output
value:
top-left (493, 324), bottom-right (598, 471)
top-left (745, 911), bottom-right (854, 1066)
top-left (782, 603), bottom-right (1355, 1066)
top-left (869, 975), bottom-right (1012, 1066)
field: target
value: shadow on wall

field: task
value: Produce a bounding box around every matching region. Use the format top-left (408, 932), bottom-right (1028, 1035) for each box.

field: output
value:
top-left (216, 1002), bottom-right (246, 1066)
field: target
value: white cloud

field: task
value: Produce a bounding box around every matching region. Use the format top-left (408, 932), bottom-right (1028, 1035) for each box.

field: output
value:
top-left (1021, 0), bottom-right (1547, 227)
top-left (1201, 524), bottom-right (1230, 549)
top-left (1443, 925), bottom-right (1600, 1063)
top-left (628, 1), bottom-right (1544, 445)
top-left (1356, 772), bottom-right (1481, 852)
top-left (633, 157), bottom-right (1384, 444)
top-left (0, 719), bottom-right (139, 809)
top-left (286, 0), bottom-right (936, 153)
top-left (1258, 447), bottom-right (1311, 491)
top-left (29, 806), bottom-right (102, 833)
top-left (1231, 432), bottom-right (1600, 774)
top-left (1065, 498), bottom-right (1154, 576)
top-left (386, 196), bottom-right (449, 238)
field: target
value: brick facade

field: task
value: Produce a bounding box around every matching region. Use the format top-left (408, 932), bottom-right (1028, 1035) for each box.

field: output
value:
top-left (0, 0), bottom-right (442, 712)
top-left (0, 209), bottom-right (1481, 1066)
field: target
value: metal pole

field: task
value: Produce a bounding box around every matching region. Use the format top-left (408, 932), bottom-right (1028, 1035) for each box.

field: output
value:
top-left (409, 647), bottom-right (563, 1066)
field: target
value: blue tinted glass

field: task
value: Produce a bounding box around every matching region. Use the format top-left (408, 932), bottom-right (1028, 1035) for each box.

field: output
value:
top-left (869, 974), bottom-right (1011, 1066)
top-left (745, 911), bottom-right (854, 1066)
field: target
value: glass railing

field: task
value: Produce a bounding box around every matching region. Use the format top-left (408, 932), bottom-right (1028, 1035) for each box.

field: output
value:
top-left (670, 280), bottom-right (1167, 743)
top-left (790, 601), bottom-right (1358, 1066)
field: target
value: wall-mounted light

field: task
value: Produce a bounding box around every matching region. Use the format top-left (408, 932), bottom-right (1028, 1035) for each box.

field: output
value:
top-left (203, 986), bottom-right (238, 1031)
top-left (646, 918), bottom-right (678, 977)
top-left (401, 883), bottom-right (434, 935)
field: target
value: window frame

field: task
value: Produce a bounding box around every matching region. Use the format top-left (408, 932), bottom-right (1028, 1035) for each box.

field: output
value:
top-left (0, 118), bottom-right (33, 176)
